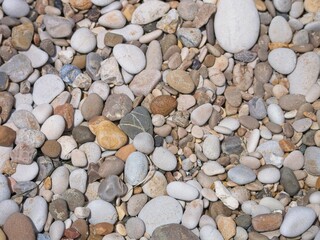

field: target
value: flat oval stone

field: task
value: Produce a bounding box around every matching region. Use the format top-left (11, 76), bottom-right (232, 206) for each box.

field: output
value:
top-left (268, 48), bottom-right (297, 74)
top-left (11, 110), bottom-right (40, 130)
top-left (201, 161), bottom-right (225, 176)
top-left (87, 199), bottom-right (118, 224)
top-left (33, 74), bottom-right (65, 105)
top-left (152, 224), bottom-right (199, 240)
top-left (43, 15), bottom-right (74, 38)
top-left (152, 147), bottom-right (177, 171)
top-left (51, 166), bottom-right (69, 195)
top-left (269, 16), bottom-right (292, 43)
top-left (41, 115), bottom-right (65, 140)
top-left (129, 69), bottom-right (161, 96)
top-left (2, 0), bottom-right (29, 18)
top-left (98, 175), bottom-right (127, 202)
top-left (99, 10), bottom-right (126, 28)
top-left (133, 132), bottom-right (154, 155)
top-left (257, 165), bottom-right (281, 184)
top-left (166, 70), bottom-right (195, 94)
top-left (280, 206), bottom-right (316, 237)
top-left (138, 196), bottom-right (183, 235)
top-left (214, 0), bottom-right (260, 53)
top-left (11, 162), bottom-right (39, 182)
top-left (113, 44), bottom-right (146, 74)
top-left (288, 52), bottom-right (320, 95)
top-left (202, 135), bottom-right (220, 160)
top-left (71, 28), bottom-right (97, 54)
top-left (3, 213), bottom-right (36, 240)
top-left (19, 45), bottom-right (49, 68)
top-left (304, 147), bottom-right (320, 175)
top-left (131, 1), bottom-right (170, 25)
top-left (267, 104), bottom-right (284, 125)
top-left (191, 103), bottom-right (213, 126)
top-left (228, 164), bottom-right (256, 185)
top-left (182, 199), bottom-right (204, 229)
top-left (124, 151), bottom-right (148, 185)
top-left (166, 182), bottom-right (199, 201)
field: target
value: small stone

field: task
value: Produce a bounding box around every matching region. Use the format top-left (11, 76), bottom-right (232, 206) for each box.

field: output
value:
top-left (54, 103), bottom-right (74, 130)
top-left (126, 217), bottom-right (145, 239)
top-left (89, 118), bottom-right (128, 150)
top-left (72, 126), bottom-right (95, 144)
top-left (103, 94), bottom-right (132, 121)
top-left (23, 196), bottom-right (48, 232)
top-left (131, 1), bottom-right (170, 25)
top-left (215, 181), bottom-right (239, 210)
top-left (166, 70), bottom-right (195, 94)
top-left (49, 198), bottom-right (69, 221)
top-left (203, 135), bottom-right (220, 160)
top-left (280, 206), bottom-right (316, 237)
top-left (177, 28), bottom-right (202, 48)
top-left (138, 196), bottom-right (183, 235)
top-left (133, 132), bottom-right (154, 155)
top-left (12, 22), bottom-right (34, 51)
top-left (15, 129), bottom-right (46, 148)
top-left (81, 93), bottom-right (104, 121)
top-left (252, 213), bottom-right (282, 232)
top-left (3, 213), bottom-right (36, 240)
top-left (43, 15), bottom-right (74, 38)
top-left (98, 175), bottom-right (127, 202)
top-left (51, 166), bottom-right (69, 195)
top-left (60, 64), bottom-right (81, 84)
top-left (119, 106), bottom-right (153, 139)
top-left (191, 103), bottom-right (213, 126)
top-left (152, 147), bottom-right (177, 171)
top-left (129, 69), bottom-right (161, 96)
top-left (216, 215), bottom-right (236, 240)
top-left (258, 165), bottom-right (281, 184)
top-left (0, 199), bottom-right (19, 226)
top-left (41, 140), bottom-right (61, 158)
top-left (304, 0), bottom-right (320, 13)
top-left (62, 188), bottom-right (85, 211)
top-left (228, 164), bottom-right (256, 185)
top-left (267, 104), bottom-right (284, 125)
top-left (10, 143), bottom-right (36, 165)
top-left (71, 28), bottom-right (97, 54)
top-left (20, 44), bottom-right (49, 68)
top-left (104, 32), bottom-right (124, 47)
top-left (99, 10), bottom-right (126, 29)
top-left (70, 0), bottom-right (92, 10)
top-left (305, 147), bottom-right (320, 175)
top-left (127, 193), bottom-right (148, 216)
top-left (150, 95), bottom-right (177, 117)
top-left (142, 171), bottom-right (167, 198)
top-left (0, 174), bottom-right (10, 202)
top-left (201, 161), bottom-right (225, 176)
top-left (268, 48), bottom-right (296, 74)
top-left (0, 126), bottom-right (16, 147)
top-left (269, 16), bottom-right (292, 43)
top-left (248, 97), bottom-right (267, 120)
top-left (124, 151), bottom-right (148, 185)
top-left (113, 44), bottom-right (146, 75)
top-left (280, 167), bottom-right (300, 196)
top-left (225, 86), bottom-right (242, 107)
top-left (87, 199), bottom-right (118, 224)
top-left (98, 156), bottom-right (124, 178)
top-left (2, 0), bottom-right (29, 18)
top-left (166, 182), bottom-right (199, 201)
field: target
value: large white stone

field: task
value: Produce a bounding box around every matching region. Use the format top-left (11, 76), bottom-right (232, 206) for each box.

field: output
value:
top-left (268, 48), bottom-right (297, 74)
top-left (71, 28), bottom-right (97, 54)
top-left (138, 196), bottom-right (183, 235)
top-left (214, 0), bottom-right (260, 53)
top-left (20, 45), bottom-right (49, 68)
top-left (23, 196), bottom-right (48, 232)
top-left (288, 52), bottom-right (320, 95)
top-left (166, 181), bottom-right (199, 201)
top-left (2, 0), bottom-right (29, 18)
top-left (131, 1), bottom-right (170, 25)
top-left (87, 199), bottom-right (118, 224)
top-left (113, 44), bottom-right (146, 74)
top-left (41, 115), bottom-right (65, 140)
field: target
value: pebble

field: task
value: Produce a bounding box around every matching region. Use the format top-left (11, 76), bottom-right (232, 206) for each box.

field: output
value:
top-left (11, 162), bottom-right (39, 181)
top-left (280, 206), bottom-right (316, 237)
top-left (102, 93), bottom-right (132, 121)
top-left (150, 95), bottom-right (177, 117)
top-left (87, 199), bottom-right (118, 224)
top-left (182, 199), bottom-right (203, 229)
top-left (288, 52), bottom-right (320, 95)
top-left (200, 225), bottom-right (224, 240)
top-left (228, 164), bottom-right (256, 185)
top-left (166, 70), bottom-right (195, 94)
top-left (127, 193), bottom-right (148, 216)
top-left (252, 213), bottom-right (282, 232)
top-left (49, 221), bottom-right (65, 240)
top-left (129, 69), bottom-right (161, 96)
top-left (2, 0), bottom-right (29, 18)
top-left (269, 16), bottom-right (292, 43)
top-left (41, 115), bottom-right (65, 140)
top-left (280, 167), bottom-right (300, 196)
top-left (201, 161), bottom-right (225, 176)
top-left (268, 48), bottom-right (297, 74)
top-left (99, 10), bottom-right (126, 29)
top-left (33, 74), bottom-right (65, 105)
top-left (71, 28), bottom-right (97, 54)
top-left (0, 126), bottom-right (16, 147)
top-left (257, 165), bottom-right (281, 184)
top-left (142, 171), bottom-right (167, 198)
top-left (23, 196), bottom-right (48, 232)
top-left (191, 103), bottom-right (213, 126)
top-left (215, 181), bottom-right (239, 210)
top-left (3, 213), bottom-right (36, 240)
top-left (138, 196), bottom-right (183, 235)
top-left (43, 15), bottom-right (74, 38)
top-left (124, 151), bottom-right (148, 185)
top-left (113, 44), bottom-right (146, 75)
top-left (20, 44), bottom-right (49, 68)
top-left (248, 97), bottom-right (267, 120)
top-left (126, 217), bottom-right (145, 239)
top-left (98, 156), bottom-right (124, 178)
top-left (98, 175), bottom-right (127, 202)
top-left (166, 181), bottom-right (199, 201)
top-left (110, 24), bottom-right (144, 42)
top-left (214, 0), bottom-right (259, 53)
top-left (152, 224), bottom-right (199, 240)
top-left (131, 1), bottom-right (170, 25)
top-left (177, 28), bottom-right (202, 48)
top-left (51, 166), bottom-right (69, 195)
top-left (133, 132), bottom-right (154, 155)
top-left (0, 199), bottom-right (19, 225)
top-left (267, 104), bottom-right (284, 125)
top-left (202, 135), bottom-right (220, 160)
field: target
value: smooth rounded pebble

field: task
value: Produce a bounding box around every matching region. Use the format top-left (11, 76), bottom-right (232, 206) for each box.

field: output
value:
top-left (11, 162), bottom-right (39, 181)
top-left (2, 0), bottom-right (29, 18)
top-left (268, 48), bottom-right (297, 74)
top-left (71, 28), bottom-right (97, 54)
top-left (267, 104), bottom-right (284, 125)
top-left (124, 151), bottom-right (149, 185)
top-left (203, 135), bottom-right (220, 160)
top-left (41, 115), bottom-right (65, 140)
top-left (227, 164), bottom-right (256, 185)
top-left (23, 196), bottom-right (48, 232)
top-left (152, 147), bottom-right (177, 171)
top-left (133, 132), bottom-right (154, 154)
top-left (138, 196), bottom-right (183, 235)
top-left (0, 200), bottom-right (19, 225)
top-left (166, 181), bottom-right (199, 201)
top-left (87, 199), bottom-right (118, 224)
top-left (214, 0), bottom-right (260, 53)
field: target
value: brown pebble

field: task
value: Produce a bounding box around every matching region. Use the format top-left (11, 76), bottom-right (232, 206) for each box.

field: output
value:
top-left (115, 144), bottom-right (136, 161)
top-left (279, 139), bottom-right (295, 152)
top-left (3, 213), bottom-right (36, 240)
top-left (90, 223), bottom-right (114, 236)
top-left (54, 103), bottom-right (74, 131)
top-left (150, 95), bottom-right (177, 117)
top-left (104, 32), bottom-right (124, 47)
top-left (0, 126), bottom-right (16, 147)
top-left (252, 213), bottom-right (282, 232)
top-left (41, 140), bottom-right (62, 158)
top-left (72, 219), bottom-right (89, 240)
top-left (64, 227), bottom-right (81, 239)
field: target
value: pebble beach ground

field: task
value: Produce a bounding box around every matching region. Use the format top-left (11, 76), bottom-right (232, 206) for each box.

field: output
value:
top-left (1, 0), bottom-right (320, 239)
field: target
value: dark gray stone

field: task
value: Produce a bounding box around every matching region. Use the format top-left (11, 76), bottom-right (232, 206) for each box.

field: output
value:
top-left (151, 224), bottom-right (199, 240)
top-left (280, 167), bottom-right (300, 197)
top-left (248, 97), bottom-right (267, 120)
top-left (98, 175), bottom-right (127, 202)
top-left (221, 136), bottom-right (243, 155)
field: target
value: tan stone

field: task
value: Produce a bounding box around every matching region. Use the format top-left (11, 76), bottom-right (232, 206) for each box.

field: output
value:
top-left (252, 213), bottom-right (282, 232)
top-left (150, 95), bottom-right (177, 117)
top-left (70, 0), bottom-right (92, 10)
top-left (279, 139), bottom-right (295, 152)
top-left (89, 118), bottom-right (128, 150)
top-left (12, 22), bottom-right (34, 51)
top-left (0, 126), bottom-right (16, 147)
top-left (216, 215), bottom-right (236, 240)
top-left (166, 70), bottom-right (195, 94)
top-left (115, 144), bottom-right (136, 161)
top-left (122, 4), bottom-right (135, 22)
top-left (90, 223), bottom-right (113, 236)
top-left (54, 103), bottom-right (74, 131)
top-left (305, 0), bottom-right (320, 13)
top-left (72, 55), bottom-right (86, 69)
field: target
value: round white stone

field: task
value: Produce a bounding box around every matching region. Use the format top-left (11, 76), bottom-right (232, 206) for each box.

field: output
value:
top-left (309, 191), bottom-right (320, 204)
top-left (98, 10), bottom-right (126, 29)
top-left (269, 16), bottom-right (292, 43)
top-left (32, 103), bottom-right (53, 124)
top-left (214, 0), bottom-right (260, 53)
top-left (280, 206), bottom-right (316, 237)
top-left (11, 162), bottom-right (39, 182)
top-left (57, 136), bottom-right (77, 160)
top-left (51, 166), bottom-right (69, 195)
top-left (257, 165), bottom-right (281, 184)
top-left (113, 44), bottom-right (146, 74)
top-left (71, 28), bottom-right (97, 54)
top-left (138, 196), bottom-right (183, 235)
top-left (182, 199), bottom-right (203, 229)
top-left (41, 115), bottom-right (65, 140)
top-left (2, 0), bottom-right (29, 18)
top-left (133, 132), bottom-right (154, 154)
top-left (23, 196), bottom-right (48, 232)
top-left (202, 135), bottom-right (220, 160)
top-left (288, 53), bottom-right (320, 95)
top-left (124, 151), bottom-right (149, 185)
top-left (0, 200), bottom-right (19, 225)
top-left (49, 220), bottom-right (65, 240)
top-left (152, 147), bottom-right (177, 171)
top-left (110, 24), bottom-right (144, 42)
top-left (166, 181), bottom-right (199, 201)
top-left (131, 1), bottom-right (170, 25)
top-left (87, 199), bottom-right (118, 224)
top-left (20, 45), bottom-right (49, 68)
top-left (69, 169), bottom-right (87, 193)
top-left (201, 161), bottom-right (225, 176)
top-left (306, 83), bottom-right (320, 103)
top-left (268, 48), bottom-right (297, 74)
top-left (33, 74), bottom-right (65, 105)
top-left (267, 104), bottom-right (284, 125)
top-left (218, 117), bottom-right (240, 131)
top-left (259, 197), bottom-right (284, 211)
